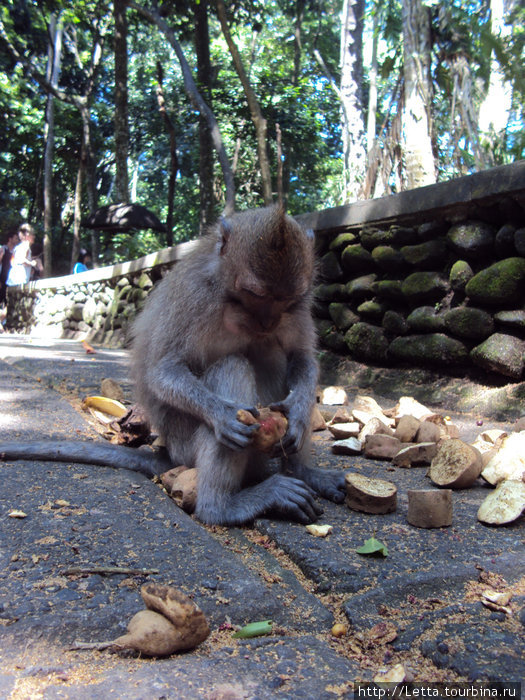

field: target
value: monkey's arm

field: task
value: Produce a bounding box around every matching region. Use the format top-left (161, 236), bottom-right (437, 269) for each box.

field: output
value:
top-left (0, 441), bottom-right (171, 477)
top-left (148, 356), bottom-right (258, 451)
top-left (270, 350), bottom-right (318, 455)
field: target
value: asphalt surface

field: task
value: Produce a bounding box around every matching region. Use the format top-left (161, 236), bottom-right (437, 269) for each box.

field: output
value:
top-left (0, 335), bottom-right (523, 699)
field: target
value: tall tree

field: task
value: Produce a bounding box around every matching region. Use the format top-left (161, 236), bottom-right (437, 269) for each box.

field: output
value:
top-left (195, 0), bottom-right (215, 231)
top-left (401, 0), bottom-right (436, 188)
top-left (215, 0), bottom-right (273, 206)
top-left (43, 13), bottom-right (63, 277)
top-left (339, 0), bottom-right (366, 202)
top-left (114, 0), bottom-right (129, 203)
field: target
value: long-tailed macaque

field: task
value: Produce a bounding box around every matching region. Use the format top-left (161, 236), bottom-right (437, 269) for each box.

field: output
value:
top-left (132, 206), bottom-right (346, 525)
top-left (0, 207), bottom-right (346, 525)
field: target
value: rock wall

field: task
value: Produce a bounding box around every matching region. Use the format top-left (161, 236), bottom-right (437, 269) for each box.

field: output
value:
top-left (314, 220), bottom-right (525, 380)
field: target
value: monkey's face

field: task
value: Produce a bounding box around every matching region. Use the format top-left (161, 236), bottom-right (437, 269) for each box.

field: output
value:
top-left (223, 285), bottom-right (297, 337)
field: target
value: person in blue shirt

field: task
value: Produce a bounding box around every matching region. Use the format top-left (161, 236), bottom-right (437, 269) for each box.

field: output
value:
top-left (73, 249), bottom-right (92, 274)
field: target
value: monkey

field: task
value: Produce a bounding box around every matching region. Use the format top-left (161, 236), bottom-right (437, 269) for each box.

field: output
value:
top-left (0, 207), bottom-right (346, 525)
top-left (131, 205), bottom-right (346, 525)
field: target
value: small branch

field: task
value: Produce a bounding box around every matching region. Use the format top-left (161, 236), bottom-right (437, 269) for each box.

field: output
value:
top-left (62, 566), bottom-right (159, 576)
top-left (68, 640), bottom-right (120, 652)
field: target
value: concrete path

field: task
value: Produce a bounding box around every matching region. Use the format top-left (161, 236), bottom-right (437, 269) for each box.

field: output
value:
top-left (0, 336), bottom-right (523, 699)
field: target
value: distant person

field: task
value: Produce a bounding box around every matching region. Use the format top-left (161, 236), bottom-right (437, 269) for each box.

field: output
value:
top-left (6, 223), bottom-right (37, 286)
top-left (0, 227), bottom-right (19, 305)
top-left (73, 249), bottom-right (92, 274)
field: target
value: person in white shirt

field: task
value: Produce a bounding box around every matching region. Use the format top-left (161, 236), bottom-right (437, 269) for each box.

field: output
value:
top-left (6, 224), bottom-right (37, 286)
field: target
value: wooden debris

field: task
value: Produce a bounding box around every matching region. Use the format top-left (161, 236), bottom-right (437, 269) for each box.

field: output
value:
top-left (407, 489), bottom-right (452, 528)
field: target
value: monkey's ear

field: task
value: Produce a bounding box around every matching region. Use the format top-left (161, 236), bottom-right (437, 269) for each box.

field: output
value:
top-left (217, 217), bottom-right (232, 256)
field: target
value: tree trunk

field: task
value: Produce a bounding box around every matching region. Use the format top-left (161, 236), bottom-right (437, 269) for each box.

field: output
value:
top-left (43, 14), bottom-right (63, 277)
top-left (130, 1), bottom-right (235, 214)
top-left (215, 0), bottom-right (273, 206)
top-left (195, 0), bottom-right (215, 233)
top-left (479, 0), bottom-right (513, 163)
top-left (340, 0), bottom-right (367, 202)
top-left (156, 61), bottom-right (178, 246)
top-left (114, 0), bottom-right (130, 203)
top-left (401, 0), bottom-right (436, 189)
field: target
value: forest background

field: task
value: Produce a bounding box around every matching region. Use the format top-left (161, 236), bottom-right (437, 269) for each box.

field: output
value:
top-left (0, 0), bottom-right (523, 276)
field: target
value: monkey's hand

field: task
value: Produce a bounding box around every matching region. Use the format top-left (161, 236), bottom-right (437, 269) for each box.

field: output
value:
top-left (269, 395), bottom-right (310, 456)
top-left (212, 403), bottom-right (260, 452)
top-left (257, 474), bottom-right (323, 524)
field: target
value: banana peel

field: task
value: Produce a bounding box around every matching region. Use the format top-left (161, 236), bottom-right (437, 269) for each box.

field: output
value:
top-left (82, 395), bottom-right (128, 419)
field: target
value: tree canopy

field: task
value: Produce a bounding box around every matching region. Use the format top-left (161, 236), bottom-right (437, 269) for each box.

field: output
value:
top-left (0, 0), bottom-right (523, 274)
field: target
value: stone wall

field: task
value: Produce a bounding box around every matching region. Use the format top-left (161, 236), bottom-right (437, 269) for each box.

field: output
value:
top-left (313, 219), bottom-right (525, 380)
top-left (6, 241), bottom-right (196, 347)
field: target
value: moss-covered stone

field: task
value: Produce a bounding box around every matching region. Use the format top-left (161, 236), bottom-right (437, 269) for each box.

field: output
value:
top-left (406, 306), bottom-right (446, 332)
top-left (449, 260), bottom-right (473, 292)
top-left (344, 273), bottom-right (377, 299)
top-left (136, 272), bottom-right (153, 289)
top-left (401, 272), bottom-right (449, 304)
top-left (389, 333), bottom-right (468, 366)
top-left (470, 333), bottom-right (525, 379)
top-left (443, 307), bottom-right (494, 341)
top-left (344, 322), bottom-right (388, 362)
top-left (447, 220), bottom-right (495, 259)
top-left (357, 299), bottom-right (386, 321)
top-left (495, 224), bottom-right (516, 258)
top-left (514, 227), bottom-right (525, 256)
top-left (329, 232), bottom-right (357, 252)
top-left (319, 251), bottom-right (343, 281)
top-left (375, 280), bottom-right (404, 300)
top-left (382, 310), bottom-right (408, 335)
top-left (361, 225), bottom-right (416, 250)
top-left (316, 319), bottom-right (334, 337)
top-left (371, 246), bottom-right (406, 272)
top-left (328, 303), bottom-right (359, 331)
top-left (400, 239), bottom-right (447, 269)
top-left (465, 257), bottom-right (525, 306)
top-left (341, 244), bottom-right (374, 272)
top-left (321, 329), bottom-right (348, 353)
top-left (494, 309), bottom-right (525, 330)
top-left (314, 283), bottom-right (347, 302)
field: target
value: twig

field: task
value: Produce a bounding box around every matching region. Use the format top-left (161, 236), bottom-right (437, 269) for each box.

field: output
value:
top-left (68, 640), bottom-right (120, 652)
top-left (62, 566), bottom-right (159, 576)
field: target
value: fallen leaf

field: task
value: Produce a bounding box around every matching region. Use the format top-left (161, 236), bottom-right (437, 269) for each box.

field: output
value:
top-left (232, 620), bottom-right (273, 639)
top-left (8, 510), bottom-right (27, 518)
top-left (356, 536), bottom-right (388, 557)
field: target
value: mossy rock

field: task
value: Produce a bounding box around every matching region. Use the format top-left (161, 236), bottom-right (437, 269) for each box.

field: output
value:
top-left (328, 303), bottom-right (359, 331)
top-left (389, 333), bottom-right (468, 366)
top-left (400, 239), bottom-right (447, 269)
top-left (470, 333), bottom-right (525, 379)
top-left (315, 319), bottom-right (333, 337)
top-left (465, 257), bottom-right (525, 306)
top-left (357, 299), bottom-right (386, 321)
top-left (494, 309), bottom-right (525, 331)
top-left (495, 224), bottom-right (516, 258)
top-left (319, 251), bottom-right (343, 282)
top-left (314, 283), bottom-right (347, 302)
top-left (329, 232), bottom-right (357, 252)
top-left (514, 228), bottom-right (525, 256)
top-left (321, 329), bottom-right (348, 353)
top-left (136, 272), bottom-right (153, 289)
top-left (406, 306), bottom-right (446, 332)
top-left (341, 244), bottom-right (374, 272)
top-left (401, 272), bottom-right (449, 304)
top-left (371, 246), bottom-right (406, 272)
top-left (443, 307), bottom-right (494, 341)
top-left (344, 273), bottom-right (377, 299)
top-left (375, 280), bottom-right (404, 300)
top-left (382, 310), bottom-right (408, 335)
top-left (312, 300), bottom-right (331, 320)
top-left (449, 260), bottom-right (473, 292)
top-left (447, 220), bottom-right (495, 259)
top-left (344, 322), bottom-right (388, 362)
top-left (417, 221), bottom-right (448, 240)
top-left (361, 225), bottom-right (416, 250)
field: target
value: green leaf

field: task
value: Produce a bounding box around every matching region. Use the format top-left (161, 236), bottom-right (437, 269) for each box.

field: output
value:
top-left (232, 620), bottom-right (273, 639)
top-left (356, 537), bottom-right (388, 557)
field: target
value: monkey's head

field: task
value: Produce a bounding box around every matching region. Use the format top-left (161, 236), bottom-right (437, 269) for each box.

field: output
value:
top-left (217, 207), bottom-right (315, 337)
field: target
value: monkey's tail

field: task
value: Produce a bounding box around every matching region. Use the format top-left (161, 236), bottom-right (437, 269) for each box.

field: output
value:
top-left (0, 441), bottom-right (172, 478)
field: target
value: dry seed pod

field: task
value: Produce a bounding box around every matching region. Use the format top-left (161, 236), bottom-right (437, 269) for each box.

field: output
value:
top-left (141, 584), bottom-right (210, 651)
top-left (236, 407), bottom-right (288, 452)
top-left (345, 473), bottom-right (397, 514)
top-left (112, 610), bottom-right (182, 657)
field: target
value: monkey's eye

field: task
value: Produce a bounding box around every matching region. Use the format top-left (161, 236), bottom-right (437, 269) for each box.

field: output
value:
top-left (242, 288), bottom-right (266, 299)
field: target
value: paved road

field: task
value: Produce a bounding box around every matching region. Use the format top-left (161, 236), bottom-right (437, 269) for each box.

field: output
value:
top-left (0, 336), bottom-right (523, 699)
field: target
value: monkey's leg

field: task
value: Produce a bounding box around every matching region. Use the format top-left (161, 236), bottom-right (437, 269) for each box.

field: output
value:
top-left (193, 356), bottom-right (323, 526)
top-left (283, 439), bottom-right (347, 504)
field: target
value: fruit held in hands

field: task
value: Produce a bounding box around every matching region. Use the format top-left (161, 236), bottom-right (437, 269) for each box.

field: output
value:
top-left (237, 407), bottom-right (288, 452)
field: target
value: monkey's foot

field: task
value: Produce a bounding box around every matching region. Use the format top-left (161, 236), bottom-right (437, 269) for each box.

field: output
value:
top-left (290, 465), bottom-right (347, 504)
